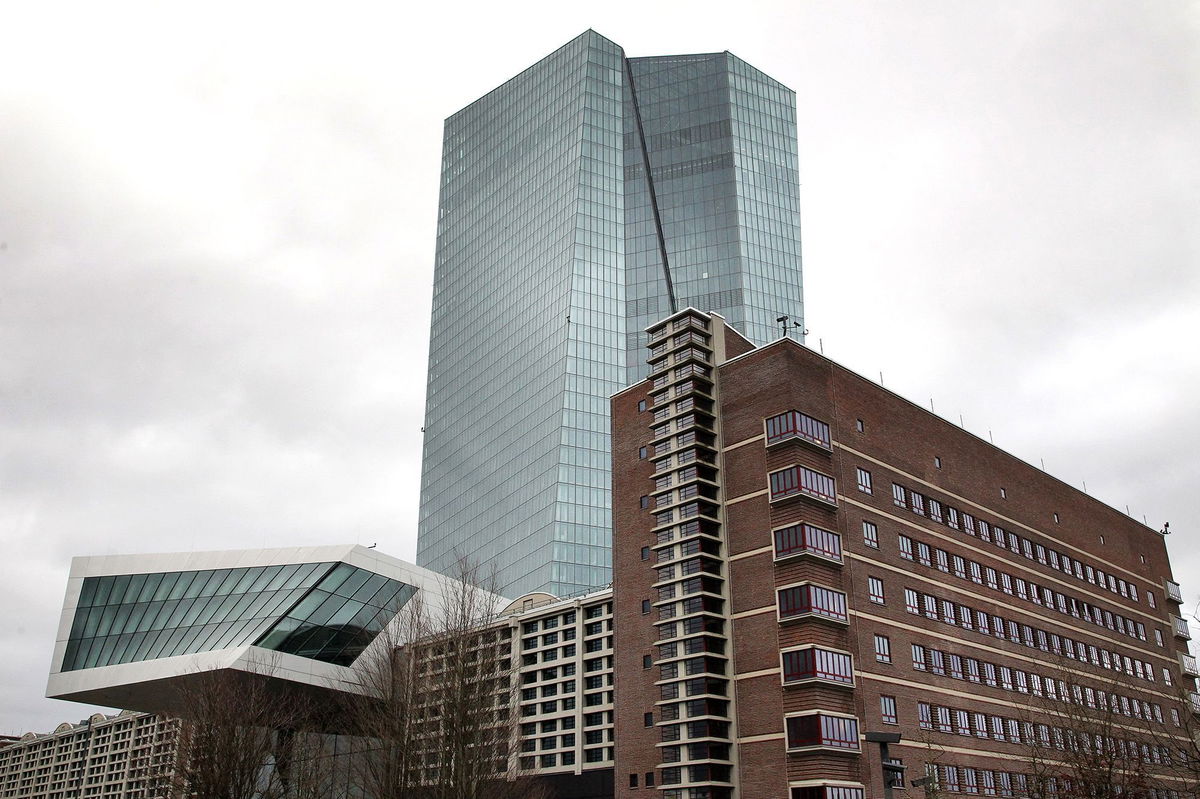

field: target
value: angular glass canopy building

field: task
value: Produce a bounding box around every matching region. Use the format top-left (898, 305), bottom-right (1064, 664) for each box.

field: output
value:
top-left (417, 30), bottom-right (804, 597)
top-left (46, 545), bottom-right (495, 715)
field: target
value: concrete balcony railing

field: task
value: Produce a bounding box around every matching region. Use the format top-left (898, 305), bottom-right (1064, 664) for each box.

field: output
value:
top-left (1172, 615), bottom-right (1192, 640)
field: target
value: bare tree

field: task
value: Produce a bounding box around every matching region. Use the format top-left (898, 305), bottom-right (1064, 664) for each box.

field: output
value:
top-left (1019, 668), bottom-right (1167, 799)
top-left (1136, 674), bottom-right (1200, 797)
top-left (341, 559), bottom-right (549, 799)
top-left (167, 664), bottom-right (314, 799)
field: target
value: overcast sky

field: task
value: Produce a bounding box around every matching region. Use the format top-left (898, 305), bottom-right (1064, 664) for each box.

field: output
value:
top-left (2, 0), bottom-right (1197, 734)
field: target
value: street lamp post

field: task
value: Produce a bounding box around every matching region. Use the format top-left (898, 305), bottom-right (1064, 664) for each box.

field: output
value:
top-left (865, 731), bottom-right (904, 799)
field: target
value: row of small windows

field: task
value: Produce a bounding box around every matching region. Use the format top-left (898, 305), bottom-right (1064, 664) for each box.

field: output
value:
top-left (910, 642), bottom-right (1169, 724)
top-left (520, 610), bottom-right (579, 636)
top-left (917, 700), bottom-right (1175, 766)
top-left (885, 478), bottom-right (1155, 609)
top-left (898, 532), bottom-right (1153, 646)
top-left (900, 586), bottom-right (1162, 685)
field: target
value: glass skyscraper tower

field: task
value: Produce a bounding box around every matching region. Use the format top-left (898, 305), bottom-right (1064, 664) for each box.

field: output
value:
top-left (417, 31), bottom-right (804, 597)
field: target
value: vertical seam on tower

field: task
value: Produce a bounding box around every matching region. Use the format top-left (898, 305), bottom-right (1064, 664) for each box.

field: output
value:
top-left (623, 58), bottom-right (678, 315)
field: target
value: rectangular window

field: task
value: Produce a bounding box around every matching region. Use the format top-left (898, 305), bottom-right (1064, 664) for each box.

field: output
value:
top-left (782, 647), bottom-right (854, 685)
top-left (856, 468), bottom-right (872, 494)
top-left (941, 600), bottom-right (955, 624)
top-left (898, 535), bottom-right (914, 560)
top-left (983, 663), bottom-right (997, 687)
top-left (904, 589), bottom-right (919, 614)
top-left (769, 465), bottom-right (837, 504)
top-left (765, 410), bottom-right (831, 448)
top-left (928, 499), bottom-right (943, 523)
top-left (947, 507), bottom-right (960, 529)
top-left (892, 483), bottom-right (907, 507)
top-left (874, 634), bottom-right (891, 663)
top-left (863, 521), bottom-right (879, 548)
top-left (786, 714), bottom-right (860, 751)
top-left (773, 523), bottom-right (842, 562)
top-left (778, 584), bottom-right (847, 622)
top-left (880, 695), bottom-right (898, 724)
top-left (868, 577), bottom-right (885, 604)
top-left (916, 542), bottom-right (932, 566)
top-left (935, 549), bottom-right (949, 573)
top-left (912, 644), bottom-right (927, 670)
top-left (910, 491), bottom-right (926, 515)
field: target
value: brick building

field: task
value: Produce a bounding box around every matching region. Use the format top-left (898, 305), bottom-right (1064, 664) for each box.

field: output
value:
top-left (611, 308), bottom-right (1194, 799)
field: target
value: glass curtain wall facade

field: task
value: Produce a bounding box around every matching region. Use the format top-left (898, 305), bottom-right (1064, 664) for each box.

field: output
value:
top-left (63, 563), bottom-right (414, 670)
top-left (417, 31), bottom-right (803, 597)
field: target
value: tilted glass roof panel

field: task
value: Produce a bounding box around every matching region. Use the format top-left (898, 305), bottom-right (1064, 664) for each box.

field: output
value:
top-left (62, 562), bottom-right (339, 672)
top-left (253, 566), bottom-right (415, 667)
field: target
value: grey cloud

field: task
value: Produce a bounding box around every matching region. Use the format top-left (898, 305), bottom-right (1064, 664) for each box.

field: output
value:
top-left (2, 0), bottom-right (1196, 734)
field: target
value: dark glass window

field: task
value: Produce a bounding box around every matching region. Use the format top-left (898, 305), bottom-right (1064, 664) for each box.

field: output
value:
top-left (782, 647), bottom-right (853, 684)
top-left (765, 410), bottom-right (831, 448)
top-left (769, 466), bottom-right (836, 503)
top-left (777, 584), bottom-right (847, 622)
top-left (785, 714), bottom-right (860, 750)
top-left (773, 523), bottom-right (842, 561)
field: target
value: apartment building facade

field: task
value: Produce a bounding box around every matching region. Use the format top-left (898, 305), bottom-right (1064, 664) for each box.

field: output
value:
top-left (611, 308), bottom-right (1195, 799)
top-left (503, 590), bottom-right (617, 797)
top-left (0, 711), bottom-right (180, 799)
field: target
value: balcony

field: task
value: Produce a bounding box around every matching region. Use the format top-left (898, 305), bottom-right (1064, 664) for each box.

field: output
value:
top-left (1182, 654), bottom-right (1200, 678)
top-left (765, 410), bottom-right (832, 451)
top-left (1172, 615), bottom-right (1192, 640)
top-left (768, 465), bottom-right (838, 507)
top-left (1166, 580), bottom-right (1184, 603)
